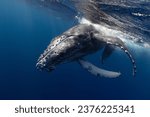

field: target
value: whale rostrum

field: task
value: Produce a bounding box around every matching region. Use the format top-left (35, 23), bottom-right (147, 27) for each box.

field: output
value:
top-left (36, 24), bottom-right (136, 78)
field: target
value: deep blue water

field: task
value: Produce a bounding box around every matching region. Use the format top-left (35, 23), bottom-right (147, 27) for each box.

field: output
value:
top-left (0, 0), bottom-right (150, 100)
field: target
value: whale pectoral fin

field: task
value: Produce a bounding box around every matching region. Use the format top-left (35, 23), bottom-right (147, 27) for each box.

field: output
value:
top-left (78, 59), bottom-right (121, 78)
top-left (102, 45), bottom-right (115, 64)
top-left (105, 37), bottom-right (137, 77)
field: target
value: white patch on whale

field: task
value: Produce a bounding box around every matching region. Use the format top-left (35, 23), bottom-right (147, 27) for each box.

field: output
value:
top-left (78, 59), bottom-right (121, 78)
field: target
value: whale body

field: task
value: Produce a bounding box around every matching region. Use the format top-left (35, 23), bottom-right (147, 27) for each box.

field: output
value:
top-left (36, 24), bottom-right (136, 77)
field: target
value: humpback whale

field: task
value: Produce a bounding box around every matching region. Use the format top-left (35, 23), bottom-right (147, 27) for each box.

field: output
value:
top-left (36, 23), bottom-right (136, 78)
top-left (34, 0), bottom-right (150, 78)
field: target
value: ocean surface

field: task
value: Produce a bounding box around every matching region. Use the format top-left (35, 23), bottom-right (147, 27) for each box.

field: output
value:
top-left (0, 0), bottom-right (150, 100)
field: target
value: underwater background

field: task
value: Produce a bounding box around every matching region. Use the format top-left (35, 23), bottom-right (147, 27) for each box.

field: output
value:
top-left (0, 0), bottom-right (150, 100)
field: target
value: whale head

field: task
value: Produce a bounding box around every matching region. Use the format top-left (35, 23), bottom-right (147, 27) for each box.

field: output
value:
top-left (36, 24), bottom-right (101, 72)
top-left (36, 35), bottom-right (75, 72)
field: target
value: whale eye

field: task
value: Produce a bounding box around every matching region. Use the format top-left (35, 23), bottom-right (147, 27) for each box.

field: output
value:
top-left (78, 35), bottom-right (86, 39)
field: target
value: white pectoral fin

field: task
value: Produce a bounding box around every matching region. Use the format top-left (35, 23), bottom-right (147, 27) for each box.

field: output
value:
top-left (78, 59), bottom-right (121, 78)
